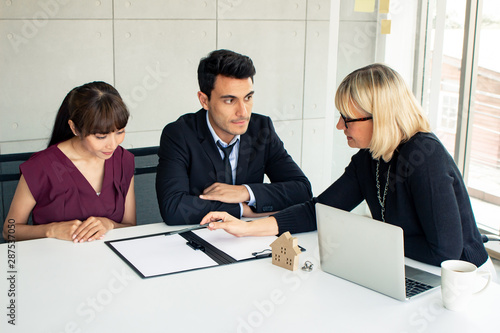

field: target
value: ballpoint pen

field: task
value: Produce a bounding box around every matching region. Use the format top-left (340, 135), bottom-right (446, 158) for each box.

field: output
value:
top-left (167, 224), bottom-right (210, 235)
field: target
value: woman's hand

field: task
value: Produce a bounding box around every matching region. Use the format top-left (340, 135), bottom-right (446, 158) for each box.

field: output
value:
top-left (200, 211), bottom-right (252, 237)
top-left (72, 216), bottom-right (114, 243)
top-left (201, 211), bottom-right (279, 237)
top-left (46, 220), bottom-right (83, 241)
top-left (48, 217), bottom-right (114, 242)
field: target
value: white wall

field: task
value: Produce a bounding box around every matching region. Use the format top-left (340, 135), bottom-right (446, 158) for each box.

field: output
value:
top-left (1, 0), bottom-right (421, 197)
top-left (0, 0), bottom-right (334, 195)
top-left (331, 1), bottom-right (379, 183)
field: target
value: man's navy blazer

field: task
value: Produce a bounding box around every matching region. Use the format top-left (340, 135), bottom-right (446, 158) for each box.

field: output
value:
top-left (156, 109), bottom-right (312, 225)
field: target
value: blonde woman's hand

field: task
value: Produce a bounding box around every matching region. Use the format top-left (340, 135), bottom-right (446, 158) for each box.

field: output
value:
top-left (201, 211), bottom-right (279, 237)
top-left (200, 211), bottom-right (251, 237)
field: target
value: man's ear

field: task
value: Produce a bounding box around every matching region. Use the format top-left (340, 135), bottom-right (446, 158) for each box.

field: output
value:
top-left (197, 91), bottom-right (209, 110)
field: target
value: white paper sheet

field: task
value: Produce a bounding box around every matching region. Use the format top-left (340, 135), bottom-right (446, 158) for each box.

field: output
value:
top-left (109, 234), bottom-right (218, 277)
top-left (193, 229), bottom-right (276, 261)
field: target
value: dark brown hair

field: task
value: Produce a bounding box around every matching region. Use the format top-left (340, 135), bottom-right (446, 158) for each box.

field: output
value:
top-left (48, 81), bottom-right (129, 147)
top-left (198, 49), bottom-right (256, 100)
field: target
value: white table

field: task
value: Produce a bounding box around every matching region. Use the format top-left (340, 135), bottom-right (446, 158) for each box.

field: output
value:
top-left (1, 223), bottom-right (499, 333)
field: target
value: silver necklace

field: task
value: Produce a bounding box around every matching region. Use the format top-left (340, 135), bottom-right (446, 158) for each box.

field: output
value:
top-left (376, 159), bottom-right (391, 222)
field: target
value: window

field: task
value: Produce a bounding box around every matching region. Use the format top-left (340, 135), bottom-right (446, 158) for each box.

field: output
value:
top-left (467, 0), bottom-right (500, 233)
top-left (420, 0), bottom-right (500, 234)
top-left (438, 92), bottom-right (459, 133)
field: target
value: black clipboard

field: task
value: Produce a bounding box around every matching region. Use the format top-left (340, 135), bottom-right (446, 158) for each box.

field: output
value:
top-left (105, 229), bottom-right (305, 279)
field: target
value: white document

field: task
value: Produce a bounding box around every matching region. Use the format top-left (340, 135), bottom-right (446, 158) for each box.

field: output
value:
top-left (107, 229), bottom-right (280, 278)
top-left (109, 234), bottom-right (218, 278)
top-left (193, 229), bottom-right (276, 261)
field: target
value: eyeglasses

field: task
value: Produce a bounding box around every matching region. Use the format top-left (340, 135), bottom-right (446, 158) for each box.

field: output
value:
top-left (340, 114), bottom-right (373, 129)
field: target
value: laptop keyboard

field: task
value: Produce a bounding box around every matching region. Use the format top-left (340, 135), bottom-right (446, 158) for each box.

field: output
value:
top-left (405, 278), bottom-right (434, 298)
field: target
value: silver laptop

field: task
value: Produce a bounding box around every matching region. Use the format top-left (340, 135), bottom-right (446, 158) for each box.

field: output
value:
top-left (316, 203), bottom-right (440, 301)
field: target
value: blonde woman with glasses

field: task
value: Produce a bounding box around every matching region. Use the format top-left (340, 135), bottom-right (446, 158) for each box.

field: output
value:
top-left (201, 63), bottom-right (496, 275)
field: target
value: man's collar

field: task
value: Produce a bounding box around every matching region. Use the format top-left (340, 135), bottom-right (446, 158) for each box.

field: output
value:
top-left (205, 110), bottom-right (240, 146)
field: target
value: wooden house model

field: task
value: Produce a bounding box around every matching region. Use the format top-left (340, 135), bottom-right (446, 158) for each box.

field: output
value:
top-left (270, 231), bottom-right (301, 271)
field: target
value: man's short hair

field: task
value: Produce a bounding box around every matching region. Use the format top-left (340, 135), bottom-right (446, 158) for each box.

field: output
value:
top-left (197, 49), bottom-right (256, 99)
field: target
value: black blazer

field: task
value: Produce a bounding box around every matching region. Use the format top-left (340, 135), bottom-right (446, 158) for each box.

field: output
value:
top-left (156, 109), bottom-right (312, 225)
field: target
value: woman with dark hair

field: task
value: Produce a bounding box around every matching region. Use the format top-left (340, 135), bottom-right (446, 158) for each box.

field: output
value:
top-left (2, 82), bottom-right (136, 242)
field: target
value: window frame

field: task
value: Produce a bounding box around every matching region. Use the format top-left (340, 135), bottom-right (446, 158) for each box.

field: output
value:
top-left (414, 0), bottom-right (500, 235)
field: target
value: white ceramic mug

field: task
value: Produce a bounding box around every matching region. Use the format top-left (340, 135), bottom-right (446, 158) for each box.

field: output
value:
top-left (441, 260), bottom-right (491, 311)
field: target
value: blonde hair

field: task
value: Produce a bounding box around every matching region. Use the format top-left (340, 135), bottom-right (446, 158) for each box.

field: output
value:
top-left (335, 63), bottom-right (431, 161)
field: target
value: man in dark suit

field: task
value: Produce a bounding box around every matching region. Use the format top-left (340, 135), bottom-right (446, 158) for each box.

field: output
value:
top-left (156, 49), bottom-right (312, 225)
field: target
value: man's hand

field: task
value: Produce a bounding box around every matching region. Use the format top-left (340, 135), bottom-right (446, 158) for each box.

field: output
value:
top-left (199, 182), bottom-right (250, 203)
